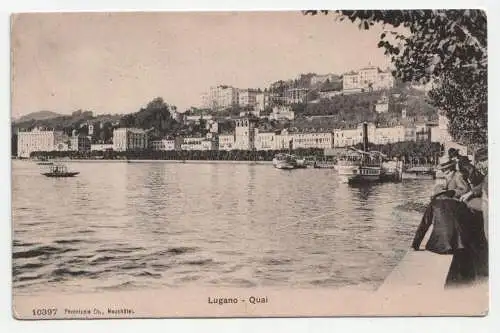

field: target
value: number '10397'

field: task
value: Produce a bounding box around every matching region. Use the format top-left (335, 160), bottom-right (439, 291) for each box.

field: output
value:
top-left (32, 308), bottom-right (57, 316)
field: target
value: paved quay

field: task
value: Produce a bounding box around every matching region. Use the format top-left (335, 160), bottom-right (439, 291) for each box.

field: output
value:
top-left (375, 226), bottom-right (488, 316)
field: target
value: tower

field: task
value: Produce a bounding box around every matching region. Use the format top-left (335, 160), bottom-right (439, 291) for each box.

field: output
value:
top-left (234, 117), bottom-right (256, 150)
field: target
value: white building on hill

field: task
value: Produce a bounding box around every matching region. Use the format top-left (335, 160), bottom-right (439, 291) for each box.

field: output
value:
top-left (269, 106), bottom-right (295, 121)
top-left (202, 85), bottom-right (239, 110)
top-left (343, 65), bottom-right (394, 92)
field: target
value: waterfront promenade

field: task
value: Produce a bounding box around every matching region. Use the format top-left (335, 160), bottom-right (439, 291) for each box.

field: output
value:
top-left (376, 226), bottom-right (488, 316)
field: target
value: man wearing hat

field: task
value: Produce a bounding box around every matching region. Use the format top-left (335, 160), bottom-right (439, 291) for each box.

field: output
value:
top-left (456, 155), bottom-right (485, 203)
top-left (435, 159), bottom-right (471, 200)
top-left (448, 148), bottom-right (460, 161)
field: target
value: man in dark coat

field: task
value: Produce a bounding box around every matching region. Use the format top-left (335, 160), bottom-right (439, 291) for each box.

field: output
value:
top-left (457, 156), bottom-right (485, 202)
top-left (412, 189), bottom-right (488, 287)
top-left (412, 189), bottom-right (469, 254)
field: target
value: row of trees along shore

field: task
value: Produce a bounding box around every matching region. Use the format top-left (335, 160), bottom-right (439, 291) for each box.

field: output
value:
top-left (29, 141), bottom-right (443, 164)
top-left (305, 10), bottom-right (487, 147)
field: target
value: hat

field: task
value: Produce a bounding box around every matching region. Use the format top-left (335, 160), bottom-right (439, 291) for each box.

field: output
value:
top-left (436, 160), bottom-right (456, 171)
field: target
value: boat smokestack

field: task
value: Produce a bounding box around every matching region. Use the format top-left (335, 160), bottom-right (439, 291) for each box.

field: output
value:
top-left (362, 122), bottom-right (369, 152)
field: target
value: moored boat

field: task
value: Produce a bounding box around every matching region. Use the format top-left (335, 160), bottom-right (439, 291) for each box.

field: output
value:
top-left (335, 122), bottom-right (386, 184)
top-left (273, 153), bottom-right (297, 170)
top-left (336, 149), bottom-right (384, 183)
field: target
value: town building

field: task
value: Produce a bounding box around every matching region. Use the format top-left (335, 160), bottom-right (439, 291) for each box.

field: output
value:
top-left (88, 123), bottom-right (95, 136)
top-left (333, 123), bottom-right (377, 147)
top-left (203, 85), bottom-right (239, 110)
top-left (17, 128), bottom-right (67, 158)
top-left (274, 130), bottom-right (293, 150)
top-left (404, 124), bottom-right (417, 142)
top-left (180, 137), bottom-right (210, 151)
top-left (238, 89), bottom-right (259, 108)
top-left (90, 143), bottom-right (114, 151)
top-left (201, 139), bottom-right (217, 151)
top-left (269, 106), bottom-right (295, 121)
top-left (274, 129), bottom-right (333, 150)
top-left (268, 92), bottom-right (286, 105)
top-left (255, 130), bottom-right (276, 150)
top-left (286, 130), bottom-right (334, 150)
top-left (342, 65), bottom-right (394, 92)
top-left (185, 114), bottom-right (214, 123)
top-left (234, 117), bottom-right (257, 150)
top-left (319, 90), bottom-right (343, 99)
top-left (373, 125), bottom-right (404, 144)
top-left (342, 71), bottom-right (363, 93)
top-left (255, 92), bottom-right (270, 112)
top-left (112, 128), bottom-right (148, 152)
top-left (311, 73), bottom-right (339, 86)
top-left (416, 127), bottom-right (431, 142)
top-left (284, 88), bottom-right (309, 104)
top-left (331, 122), bottom-right (427, 147)
top-left (70, 131), bottom-right (91, 151)
top-left (204, 133), bottom-right (219, 150)
top-left (218, 134), bottom-right (236, 151)
top-left (201, 92), bottom-right (210, 109)
top-left (150, 138), bottom-right (182, 151)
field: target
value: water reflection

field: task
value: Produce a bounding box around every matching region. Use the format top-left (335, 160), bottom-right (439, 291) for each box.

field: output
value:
top-left (352, 184), bottom-right (376, 200)
top-left (12, 160), bottom-right (433, 294)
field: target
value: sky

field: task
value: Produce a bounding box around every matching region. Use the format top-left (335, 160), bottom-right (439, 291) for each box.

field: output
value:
top-left (11, 11), bottom-right (393, 117)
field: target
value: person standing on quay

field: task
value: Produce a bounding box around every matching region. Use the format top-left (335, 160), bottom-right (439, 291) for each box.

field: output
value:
top-left (456, 156), bottom-right (484, 203)
top-left (412, 160), bottom-right (488, 287)
top-left (437, 160), bottom-right (471, 199)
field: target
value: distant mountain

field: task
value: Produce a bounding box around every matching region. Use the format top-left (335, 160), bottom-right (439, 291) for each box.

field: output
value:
top-left (14, 110), bottom-right (64, 123)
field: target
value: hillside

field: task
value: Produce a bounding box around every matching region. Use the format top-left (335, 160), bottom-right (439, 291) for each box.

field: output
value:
top-left (14, 110), bottom-right (64, 123)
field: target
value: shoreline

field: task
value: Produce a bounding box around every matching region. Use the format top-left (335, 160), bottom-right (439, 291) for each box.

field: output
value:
top-left (12, 158), bottom-right (275, 165)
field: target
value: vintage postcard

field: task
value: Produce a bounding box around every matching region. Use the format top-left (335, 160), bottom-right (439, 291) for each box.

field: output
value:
top-left (11, 10), bottom-right (488, 319)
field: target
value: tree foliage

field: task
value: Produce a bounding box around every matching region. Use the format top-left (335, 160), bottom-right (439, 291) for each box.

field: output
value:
top-left (304, 10), bottom-right (487, 145)
top-left (353, 140), bottom-right (443, 163)
top-left (120, 97), bottom-right (178, 136)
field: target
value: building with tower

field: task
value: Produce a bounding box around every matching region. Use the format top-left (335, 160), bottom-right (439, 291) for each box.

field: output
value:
top-left (234, 117), bottom-right (257, 150)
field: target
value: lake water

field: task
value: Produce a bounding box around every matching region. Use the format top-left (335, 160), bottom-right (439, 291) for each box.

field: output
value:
top-left (12, 160), bottom-right (434, 295)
